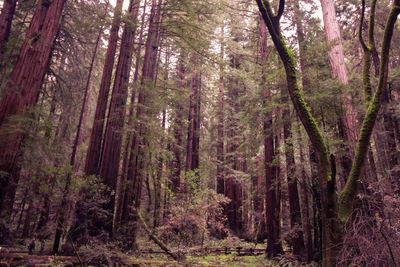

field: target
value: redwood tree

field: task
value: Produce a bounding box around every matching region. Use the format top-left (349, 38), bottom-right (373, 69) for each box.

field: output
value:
top-left (260, 16), bottom-right (283, 258)
top-left (85, 0), bottom-right (124, 176)
top-left (0, 0), bottom-right (17, 52)
top-left (0, 0), bottom-right (67, 220)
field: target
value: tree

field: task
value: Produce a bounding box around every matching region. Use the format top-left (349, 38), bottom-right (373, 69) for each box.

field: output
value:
top-left (0, 0), bottom-right (17, 52)
top-left (0, 0), bottom-right (67, 221)
top-left (98, 0), bottom-right (140, 219)
top-left (255, 0), bottom-right (400, 265)
top-left (85, 0), bottom-right (124, 176)
top-left (259, 16), bottom-right (283, 258)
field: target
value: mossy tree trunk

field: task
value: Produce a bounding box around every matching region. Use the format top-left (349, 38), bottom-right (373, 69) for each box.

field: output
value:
top-left (255, 0), bottom-right (400, 266)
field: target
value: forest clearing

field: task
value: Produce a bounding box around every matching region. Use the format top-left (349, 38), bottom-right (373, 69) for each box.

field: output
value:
top-left (0, 0), bottom-right (399, 266)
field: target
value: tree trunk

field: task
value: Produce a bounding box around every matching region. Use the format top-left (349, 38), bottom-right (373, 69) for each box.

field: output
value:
top-left (185, 56), bottom-right (198, 173)
top-left (259, 16), bottom-right (283, 257)
top-left (216, 25), bottom-right (225, 195)
top-left (85, 0), bottom-right (124, 176)
top-left (297, 126), bottom-right (314, 261)
top-left (115, 0), bottom-right (147, 228)
top-left (99, 0), bottom-right (140, 217)
top-left (0, 0), bottom-right (17, 52)
top-left (256, 1), bottom-right (400, 265)
top-left (282, 106), bottom-right (306, 257)
top-left (53, 20), bottom-right (103, 253)
top-left (319, 0), bottom-right (357, 183)
top-left (170, 52), bottom-right (186, 194)
top-left (0, 0), bottom-right (66, 220)
top-left (125, 0), bottom-right (162, 248)
top-left (253, 155), bottom-right (266, 242)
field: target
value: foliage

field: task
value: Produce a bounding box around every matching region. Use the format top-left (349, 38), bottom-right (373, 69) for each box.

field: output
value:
top-left (157, 188), bottom-right (229, 247)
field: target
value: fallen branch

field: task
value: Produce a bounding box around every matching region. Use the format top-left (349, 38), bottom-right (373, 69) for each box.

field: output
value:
top-left (136, 210), bottom-right (184, 261)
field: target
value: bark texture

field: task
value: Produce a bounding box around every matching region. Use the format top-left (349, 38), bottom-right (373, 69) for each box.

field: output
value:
top-left (85, 0), bottom-right (124, 176)
top-left (0, 0), bottom-right (17, 51)
top-left (0, 0), bottom-right (67, 220)
top-left (259, 16), bottom-right (283, 258)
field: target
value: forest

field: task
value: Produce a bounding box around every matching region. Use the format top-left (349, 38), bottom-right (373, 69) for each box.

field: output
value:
top-left (0, 0), bottom-right (399, 266)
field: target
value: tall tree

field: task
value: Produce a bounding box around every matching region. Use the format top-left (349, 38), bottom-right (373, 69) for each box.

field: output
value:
top-left (85, 0), bottom-right (124, 176)
top-left (319, 0), bottom-right (358, 183)
top-left (216, 25), bottom-right (225, 195)
top-left (255, 0), bottom-right (400, 265)
top-left (124, 0), bottom-right (163, 247)
top-left (98, 0), bottom-right (140, 217)
top-left (0, 0), bottom-right (67, 220)
top-left (52, 20), bottom-right (104, 254)
top-left (260, 16), bottom-right (283, 258)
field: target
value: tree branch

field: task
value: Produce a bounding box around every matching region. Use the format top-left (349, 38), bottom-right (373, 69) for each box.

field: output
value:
top-left (338, 1), bottom-right (400, 222)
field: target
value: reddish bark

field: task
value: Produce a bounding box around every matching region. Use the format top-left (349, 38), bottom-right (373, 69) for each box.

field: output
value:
top-left (99, 0), bottom-right (140, 193)
top-left (85, 0), bottom-right (124, 176)
top-left (297, 127), bottom-right (313, 261)
top-left (319, 0), bottom-right (358, 182)
top-left (260, 16), bottom-right (282, 258)
top-left (185, 56), bottom-right (198, 172)
top-left (124, 0), bottom-right (162, 246)
top-left (282, 106), bottom-right (306, 257)
top-left (170, 53), bottom-right (186, 193)
top-left (216, 26), bottom-right (225, 195)
top-left (0, 0), bottom-right (66, 219)
top-left (116, 0), bottom-right (147, 227)
top-left (0, 0), bottom-right (17, 51)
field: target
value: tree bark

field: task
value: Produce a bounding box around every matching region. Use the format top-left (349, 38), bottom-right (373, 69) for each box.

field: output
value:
top-left (282, 107), bottom-right (306, 257)
top-left (115, 0), bottom-right (147, 228)
top-left (124, 0), bottom-right (163, 247)
top-left (185, 55), bottom-right (198, 173)
top-left (319, 0), bottom-right (358, 184)
top-left (170, 52), bottom-right (186, 194)
top-left (0, 0), bottom-right (17, 52)
top-left (216, 25), bottom-right (225, 195)
top-left (99, 0), bottom-right (140, 215)
top-left (259, 16), bottom-right (283, 258)
top-left (256, 0), bottom-right (400, 265)
top-left (0, 0), bottom-right (66, 220)
top-left (85, 0), bottom-right (124, 176)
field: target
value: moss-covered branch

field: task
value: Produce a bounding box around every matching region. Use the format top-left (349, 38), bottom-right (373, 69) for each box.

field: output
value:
top-left (338, 1), bottom-right (400, 222)
top-left (256, 0), bottom-right (331, 177)
top-left (359, 0), bottom-right (378, 104)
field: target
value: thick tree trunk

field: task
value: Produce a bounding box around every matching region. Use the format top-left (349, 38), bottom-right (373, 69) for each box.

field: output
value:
top-left (253, 155), bottom-right (266, 242)
top-left (0, 0), bottom-right (66, 220)
top-left (115, 0), bottom-right (147, 228)
top-left (0, 0), bottom-right (17, 51)
top-left (85, 0), bottom-right (124, 176)
top-left (125, 0), bottom-right (162, 248)
top-left (99, 0), bottom-right (139, 216)
top-left (216, 26), bottom-right (225, 195)
top-left (282, 107), bottom-right (306, 257)
top-left (256, 0), bottom-right (400, 265)
top-left (259, 16), bottom-right (283, 257)
top-left (319, 0), bottom-right (357, 183)
top-left (170, 53), bottom-right (186, 193)
top-left (185, 59), bottom-right (197, 172)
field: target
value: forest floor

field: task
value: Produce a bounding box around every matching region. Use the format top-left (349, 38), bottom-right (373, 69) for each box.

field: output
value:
top-left (0, 237), bottom-right (317, 266)
top-left (0, 251), bottom-right (311, 266)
